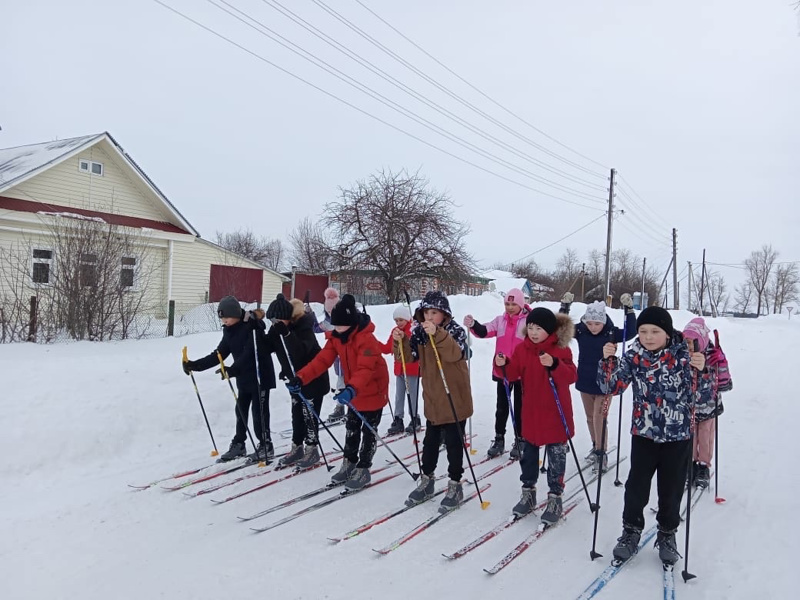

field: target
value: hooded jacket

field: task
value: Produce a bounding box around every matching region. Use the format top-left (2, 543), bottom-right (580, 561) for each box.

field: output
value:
top-left (504, 313), bottom-right (577, 446)
top-left (573, 311), bottom-right (637, 395)
top-left (469, 306), bottom-right (531, 381)
top-left (379, 319), bottom-right (420, 377)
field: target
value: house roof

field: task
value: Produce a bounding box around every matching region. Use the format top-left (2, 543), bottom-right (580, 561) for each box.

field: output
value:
top-left (0, 132), bottom-right (199, 236)
top-left (196, 238), bottom-right (289, 281)
top-left (490, 277), bottom-right (530, 295)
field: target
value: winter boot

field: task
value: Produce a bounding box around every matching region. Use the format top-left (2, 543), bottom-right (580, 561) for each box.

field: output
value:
top-left (405, 415), bottom-right (421, 434)
top-left (655, 528), bottom-right (681, 565)
top-left (509, 437), bottom-right (524, 460)
top-left (386, 416), bottom-right (405, 436)
top-left (277, 443), bottom-right (304, 468)
top-left (218, 440), bottom-right (246, 462)
top-left (694, 462), bottom-right (710, 489)
top-left (585, 445), bottom-right (597, 464)
top-left (246, 440), bottom-right (273, 463)
top-left (406, 473), bottom-right (435, 506)
top-left (295, 444), bottom-right (320, 470)
top-left (612, 526), bottom-right (642, 563)
top-left (540, 493), bottom-right (563, 526)
top-left (438, 480), bottom-right (464, 513)
top-left (487, 435), bottom-right (505, 458)
top-left (512, 486), bottom-right (537, 517)
top-left (592, 450), bottom-right (608, 473)
top-left (326, 404), bottom-right (345, 423)
top-left (330, 460), bottom-right (357, 485)
top-left (345, 467), bottom-right (371, 491)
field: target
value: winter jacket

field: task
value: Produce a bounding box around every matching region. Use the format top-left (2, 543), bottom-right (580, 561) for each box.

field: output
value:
top-left (297, 313), bottom-right (389, 412)
top-left (396, 316), bottom-right (473, 425)
top-left (469, 307), bottom-right (530, 381)
top-left (572, 311), bottom-right (636, 395)
top-left (695, 342), bottom-right (724, 423)
top-left (379, 321), bottom-right (420, 377)
top-left (598, 332), bottom-right (714, 443)
top-left (504, 314), bottom-right (577, 446)
top-left (192, 310), bottom-right (276, 393)
top-left (266, 300), bottom-right (330, 400)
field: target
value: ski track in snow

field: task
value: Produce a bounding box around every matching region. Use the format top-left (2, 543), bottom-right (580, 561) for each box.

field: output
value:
top-left (0, 295), bottom-right (796, 599)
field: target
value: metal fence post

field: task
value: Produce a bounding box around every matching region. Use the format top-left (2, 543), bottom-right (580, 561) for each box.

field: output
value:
top-left (28, 295), bottom-right (37, 342)
top-left (167, 300), bottom-right (175, 337)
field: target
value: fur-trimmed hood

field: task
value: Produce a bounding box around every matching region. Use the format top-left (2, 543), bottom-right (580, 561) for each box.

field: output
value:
top-left (290, 298), bottom-right (307, 321)
top-left (552, 312), bottom-right (575, 348)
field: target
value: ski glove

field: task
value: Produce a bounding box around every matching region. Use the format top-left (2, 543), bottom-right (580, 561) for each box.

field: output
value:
top-left (182, 360), bottom-right (196, 375)
top-left (333, 386), bottom-right (356, 405)
top-left (270, 321), bottom-right (289, 336)
top-left (286, 376), bottom-right (303, 393)
top-left (620, 293), bottom-right (634, 309)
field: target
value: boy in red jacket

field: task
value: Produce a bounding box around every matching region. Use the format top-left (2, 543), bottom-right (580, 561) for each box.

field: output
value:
top-left (288, 294), bottom-right (389, 491)
top-left (380, 305), bottom-right (421, 435)
top-left (495, 307), bottom-right (577, 525)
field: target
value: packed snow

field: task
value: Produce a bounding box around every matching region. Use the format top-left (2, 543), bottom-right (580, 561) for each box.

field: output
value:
top-left (0, 293), bottom-right (796, 599)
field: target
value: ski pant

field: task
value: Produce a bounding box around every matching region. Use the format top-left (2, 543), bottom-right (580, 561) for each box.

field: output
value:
top-left (580, 393), bottom-right (611, 452)
top-left (393, 375), bottom-right (420, 421)
top-left (290, 392), bottom-right (323, 446)
top-left (233, 388), bottom-right (270, 445)
top-left (693, 419), bottom-right (715, 465)
top-left (519, 440), bottom-right (568, 496)
top-left (622, 435), bottom-right (691, 533)
top-left (343, 407), bottom-right (382, 469)
top-left (495, 379), bottom-right (522, 437)
top-left (422, 420), bottom-right (466, 482)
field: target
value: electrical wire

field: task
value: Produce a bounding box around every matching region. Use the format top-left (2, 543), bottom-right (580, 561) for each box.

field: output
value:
top-left (509, 213), bottom-right (607, 265)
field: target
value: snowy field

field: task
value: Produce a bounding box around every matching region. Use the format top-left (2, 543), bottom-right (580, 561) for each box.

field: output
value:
top-left (0, 293), bottom-right (796, 600)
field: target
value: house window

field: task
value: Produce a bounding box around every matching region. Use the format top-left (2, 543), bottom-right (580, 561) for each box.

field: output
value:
top-left (31, 248), bottom-right (53, 284)
top-left (121, 256), bottom-right (136, 288)
top-left (78, 159), bottom-right (104, 176)
top-left (80, 253), bottom-right (98, 287)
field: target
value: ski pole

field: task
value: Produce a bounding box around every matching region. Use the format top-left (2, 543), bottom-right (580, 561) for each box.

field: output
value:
top-left (500, 362), bottom-right (522, 461)
top-left (398, 334), bottom-right (423, 474)
top-left (466, 328), bottom-right (476, 455)
top-left (183, 346), bottom-right (218, 457)
top-left (343, 401), bottom-right (419, 481)
top-left (682, 339), bottom-right (699, 583)
top-left (251, 330), bottom-right (272, 468)
top-left (543, 357), bottom-right (597, 513)
top-left (711, 334), bottom-right (726, 504)
top-left (217, 351), bottom-right (259, 458)
top-left (429, 333), bottom-right (490, 510)
top-left (277, 333), bottom-right (344, 459)
top-left (590, 348), bottom-right (615, 560)
top-left (613, 315), bottom-right (630, 487)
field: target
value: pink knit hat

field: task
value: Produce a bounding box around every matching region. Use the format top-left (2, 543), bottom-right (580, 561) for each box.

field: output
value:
top-left (504, 288), bottom-right (526, 309)
top-left (323, 287), bottom-right (340, 314)
top-left (683, 317), bottom-right (710, 352)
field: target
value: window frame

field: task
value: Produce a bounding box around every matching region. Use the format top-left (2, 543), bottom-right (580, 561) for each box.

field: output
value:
top-left (78, 159), bottom-right (104, 176)
top-left (120, 255), bottom-right (139, 291)
top-left (30, 247), bottom-right (54, 286)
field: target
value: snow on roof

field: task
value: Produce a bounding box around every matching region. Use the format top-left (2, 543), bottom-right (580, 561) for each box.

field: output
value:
top-left (481, 268), bottom-right (513, 280)
top-left (0, 134), bottom-right (103, 190)
top-left (489, 277), bottom-right (528, 295)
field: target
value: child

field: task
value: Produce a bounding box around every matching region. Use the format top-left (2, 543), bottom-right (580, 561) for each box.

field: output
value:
top-left (682, 317), bottom-right (726, 489)
top-left (313, 287), bottom-right (347, 423)
top-left (464, 288), bottom-right (530, 459)
top-left (183, 295), bottom-right (276, 462)
top-left (265, 294), bottom-right (330, 470)
top-left (380, 305), bottom-right (421, 435)
top-left (600, 306), bottom-right (712, 566)
top-left (495, 307), bottom-right (577, 525)
top-left (288, 294), bottom-right (389, 491)
top-left (560, 292), bottom-right (636, 471)
top-left (395, 291), bottom-right (473, 513)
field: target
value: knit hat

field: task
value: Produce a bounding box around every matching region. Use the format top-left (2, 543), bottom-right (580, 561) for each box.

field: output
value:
top-left (415, 290), bottom-right (452, 321)
top-left (217, 295), bottom-right (242, 319)
top-left (504, 288), bottom-right (526, 309)
top-left (581, 301), bottom-right (607, 324)
top-left (393, 305), bottom-right (412, 321)
top-left (323, 287), bottom-right (340, 315)
top-left (266, 293), bottom-right (293, 321)
top-left (330, 294), bottom-right (359, 326)
top-left (683, 317), bottom-right (710, 352)
top-left (636, 306), bottom-right (674, 338)
top-left (526, 307), bottom-right (557, 335)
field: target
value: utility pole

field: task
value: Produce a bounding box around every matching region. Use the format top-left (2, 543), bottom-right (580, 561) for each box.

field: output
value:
top-left (604, 168), bottom-right (616, 304)
top-left (581, 263), bottom-right (586, 301)
top-left (687, 261), bottom-right (694, 313)
top-left (672, 228), bottom-right (679, 309)
top-left (640, 257), bottom-right (647, 308)
top-left (699, 249), bottom-right (707, 316)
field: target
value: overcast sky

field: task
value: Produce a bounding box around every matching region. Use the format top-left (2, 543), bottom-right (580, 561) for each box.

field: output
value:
top-left (2, 0), bottom-right (798, 298)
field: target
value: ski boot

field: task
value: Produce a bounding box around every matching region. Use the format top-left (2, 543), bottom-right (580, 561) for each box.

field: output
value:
top-left (330, 460), bottom-right (356, 485)
top-left (509, 437), bottom-right (524, 460)
top-left (612, 526), bottom-right (642, 563)
top-left (295, 444), bottom-right (320, 469)
top-left (406, 473), bottom-right (435, 506)
top-left (540, 493), bottom-right (563, 526)
top-left (439, 480), bottom-right (464, 513)
top-left (655, 528), bottom-right (681, 565)
top-left (217, 440), bottom-right (246, 463)
top-left (386, 416), bottom-right (405, 436)
top-left (694, 462), bottom-right (710, 489)
top-left (404, 415), bottom-right (421, 434)
top-left (276, 443), bottom-right (304, 468)
top-left (592, 450), bottom-right (608, 473)
top-left (487, 435), bottom-right (505, 458)
top-left (246, 440), bottom-right (274, 463)
top-left (326, 403), bottom-right (345, 423)
top-left (512, 486), bottom-right (536, 517)
top-left (345, 467), bottom-right (371, 491)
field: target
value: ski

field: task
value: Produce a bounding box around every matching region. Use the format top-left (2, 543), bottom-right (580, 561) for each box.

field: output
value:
top-left (128, 464), bottom-right (215, 490)
top-left (663, 563), bottom-right (676, 600)
top-left (483, 497), bottom-right (581, 575)
top-left (278, 418), bottom-right (345, 439)
top-left (160, 458), bottom-right (256, 491)
top-left (372, 484), bottom-right (491, 555)
top-left (250, 471), bottom-right (404, 533)
top-left (576, 485), bottom-right (707, 600)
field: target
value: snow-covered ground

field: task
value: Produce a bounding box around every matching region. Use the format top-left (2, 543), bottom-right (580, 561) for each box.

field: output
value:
top-left (1, 293), bottom-right (796, 599)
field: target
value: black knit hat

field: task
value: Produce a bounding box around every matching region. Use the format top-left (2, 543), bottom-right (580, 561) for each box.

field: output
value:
top-left (636, 306), bottom-right (674, 338)
top-left (266, 293), bottom-right (293, 321)
top-left (330, 294), bottom-right (359, 326)
top-left (526, 307), bottom-right (557, 335)
top-left (217, 295), bottom-right (242, 319)
top-left (413, 290), bottom-right (452, 322)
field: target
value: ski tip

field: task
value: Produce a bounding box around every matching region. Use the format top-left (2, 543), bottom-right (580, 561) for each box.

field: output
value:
top-left (372, 548), bottom-right (388, 556)
top-left (327, 537), bottom-right (341, 544)
top-left (483, 568), bottom-right (497, 576)
top-left (441, 553), bottom-right (453, 560)
top-left (210, 450), bottom-right (219, 457)
top-left (480, 501), bottom-right (491, 510)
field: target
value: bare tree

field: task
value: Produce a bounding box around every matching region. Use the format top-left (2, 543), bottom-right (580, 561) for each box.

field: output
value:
top-left (323, 169), bottom-right (474, 302)
top-left (733, 282), bottom-right (753, 314)
top-left (769, 262), bottom-right (799, 313)
top-left (704, 270), bottom-right (728, 315)
top-left (215, 228), bottom-right (284, 271)
top-left (744, 244), bottom-right (778, 314)
top-left (288, 217), bottom-right (337, 274)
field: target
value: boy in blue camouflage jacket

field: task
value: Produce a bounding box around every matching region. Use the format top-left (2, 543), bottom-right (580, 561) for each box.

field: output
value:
top-left (598, 306), bottom-right (712, 566)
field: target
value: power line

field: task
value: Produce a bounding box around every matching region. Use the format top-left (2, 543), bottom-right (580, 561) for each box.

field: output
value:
top-left (509, 214), bottom-right (607, 265)
top-left (614, 204), bottom-right (673, 247)
top-left (153, 0), bottom-right (606, 211)
top-left (616, 174), bottom-right (672, 225)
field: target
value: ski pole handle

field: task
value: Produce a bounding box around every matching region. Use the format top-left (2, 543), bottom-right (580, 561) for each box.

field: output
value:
top-left (182, 346), bottom-right (189, 363)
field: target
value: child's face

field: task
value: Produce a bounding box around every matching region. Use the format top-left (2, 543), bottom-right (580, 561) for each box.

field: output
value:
top-left (638, 325), bottom-right (669, 351)
top-left (334, 325), bottom-right (351, 333)
top-left (504, 301), bottom-right (521, 316)
top-left (424, 308), bottom-right (445, 326)
top-left (526, 323), bottom-right (548, 343)
top-left (394, 318), bottom-right (409, 329)
top-left (221, 317), bottom-right (240, 327)
top-left (585, 320), bottom-right (605, 335)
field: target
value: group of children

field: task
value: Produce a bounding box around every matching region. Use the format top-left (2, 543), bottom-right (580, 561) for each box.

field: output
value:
top-left (182, 287), bottom-right (730, 564)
